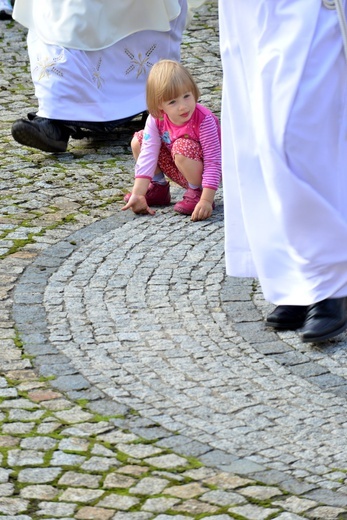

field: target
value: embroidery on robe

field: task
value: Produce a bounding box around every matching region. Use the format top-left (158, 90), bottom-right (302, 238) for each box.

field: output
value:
top-left (124, 43), bottom-right (157, 78)
top-left (92, 57), bottom-right (104, 89)
top-left (33, 51), bottom-right (64, 81)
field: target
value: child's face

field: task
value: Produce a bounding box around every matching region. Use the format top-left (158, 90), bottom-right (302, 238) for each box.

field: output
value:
top-left (159, 91), bottom-right (196, 125)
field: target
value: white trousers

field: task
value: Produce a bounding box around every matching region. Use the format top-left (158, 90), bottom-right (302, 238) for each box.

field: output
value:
top-left (26, 0), bottom-right (187, 122)
top-left (219, 0), bottom-right (347, 305)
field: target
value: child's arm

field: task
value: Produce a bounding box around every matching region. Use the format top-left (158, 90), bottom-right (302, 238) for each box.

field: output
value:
top-left (191, 114), bottom-right (221, 221)
top-left (122, 115), bottom-right (161, 215)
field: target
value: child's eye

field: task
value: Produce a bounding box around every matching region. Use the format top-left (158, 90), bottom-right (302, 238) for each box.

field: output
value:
top-left (168, 100), bottom-right (176, 105)
top-left (184, 93), bottom-right (191, 99)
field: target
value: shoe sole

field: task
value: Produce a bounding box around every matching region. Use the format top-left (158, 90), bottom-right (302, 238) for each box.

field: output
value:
top-left (265, 320), bottom-right (306, 331)
top-left (11, 121), bottom-right (68, 153)
top-left (174, 207), bottom-right (193, 215)
top-left (300, 321), bottom-right (347, 343)
top-left (173, 202), bottom-right (215, 216)
top-left (123, 196), bottom-right (171, 206)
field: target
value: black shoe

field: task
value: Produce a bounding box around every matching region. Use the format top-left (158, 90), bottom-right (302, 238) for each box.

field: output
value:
top-left (300, 297), bottom-right (347, 343)
top-left (11, 117), bottom-right (70, 152)
top-left (0, 10), bottom-right (12, 19)
top-left (266, 305), bottom-right (309, 330)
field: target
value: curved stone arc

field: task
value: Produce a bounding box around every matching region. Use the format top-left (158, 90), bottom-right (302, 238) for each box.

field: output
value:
top-left (13, 208), bottom-right (347, 490)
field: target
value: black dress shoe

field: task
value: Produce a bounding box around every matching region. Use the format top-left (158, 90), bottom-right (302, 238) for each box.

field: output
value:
top-left (266, 305), bottom-right (309, 330)
top-left (11, 117), bottom-right (70, 152)
top-left (300, 297), bottom-right (347, 343)
top-left (0, 9), bottom-right (12, 19)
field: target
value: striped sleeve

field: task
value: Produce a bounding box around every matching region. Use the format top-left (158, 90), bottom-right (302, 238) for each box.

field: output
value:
top-left (199, 114), bottom-right (222, 191)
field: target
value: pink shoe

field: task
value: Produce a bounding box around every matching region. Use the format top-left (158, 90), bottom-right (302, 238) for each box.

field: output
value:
top-left (124, 181), bottom-right (171, 206)
top-left (173, 187), bottom-right (203, 215)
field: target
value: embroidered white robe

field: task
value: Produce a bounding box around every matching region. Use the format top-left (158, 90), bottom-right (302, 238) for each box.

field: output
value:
top-left (12, 0), bottom-right (204, 121)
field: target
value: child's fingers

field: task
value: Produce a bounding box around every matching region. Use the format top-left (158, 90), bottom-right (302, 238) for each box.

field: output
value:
top-left (121, 194), bottom-right (146, 213)
top-left (121, 201), bottom-right (156, 216)
top-left (191, 204), bottom-right (212, 221)
top-left (133, 206), bottom-right (156, 216)
top-left (121, 202), bottom-right (131, 211)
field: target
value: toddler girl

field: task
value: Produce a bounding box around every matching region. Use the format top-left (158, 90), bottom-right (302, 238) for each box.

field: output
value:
top-left (122, 59), bottom-right (221, 221)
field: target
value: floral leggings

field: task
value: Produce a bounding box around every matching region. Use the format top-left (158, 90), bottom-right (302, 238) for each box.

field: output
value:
top-left (135, 130), bottom-right (203, 189)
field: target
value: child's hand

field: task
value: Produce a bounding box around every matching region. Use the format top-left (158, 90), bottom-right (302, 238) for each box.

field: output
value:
top-left (191, 199), bottom-right (213, 221)
top-left (122, 194), bottom-right (156, 216)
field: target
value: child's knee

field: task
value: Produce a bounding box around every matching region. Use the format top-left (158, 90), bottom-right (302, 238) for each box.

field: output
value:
top-left (174, 153), bottom-right (185, 168)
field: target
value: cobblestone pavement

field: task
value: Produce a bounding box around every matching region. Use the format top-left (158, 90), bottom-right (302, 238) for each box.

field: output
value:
top-left (2, 2), bottom-right (347, 519)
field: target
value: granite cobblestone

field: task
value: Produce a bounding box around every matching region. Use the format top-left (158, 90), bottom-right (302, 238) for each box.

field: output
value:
top-left (2, 1), bottom-right (347, 518)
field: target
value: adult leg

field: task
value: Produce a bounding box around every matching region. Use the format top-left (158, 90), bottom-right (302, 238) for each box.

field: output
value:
top-left (220, 0), bottom-right (347, 304)
top-left (219, 0), bottom-right (347, 339)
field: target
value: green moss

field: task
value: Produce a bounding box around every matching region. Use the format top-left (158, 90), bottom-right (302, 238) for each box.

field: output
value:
top-left (40, 375), bottom-right (56, 382)
top-left (3, 238), bottom-right (34, 255)
top-left (75, 399), bottom-right (89, 408)
top-left (129, 409), bottom-right (141, 416)
top-left (0, 213), bottom-right (78, 259)
top-left (225, 513), bottom-right (251, 520)
top-left (21, 354), bottom-right (34, 361)
top-left (61, 214), bottom-right (77, 223)
top-left (91, 413), bottom-right (123, 422)
top-left (116, 451), bottom-right (129, 464)
top-left (97, 196), bottom-right (125, 207)
top-left (182, 455), bottom-right (203, 470)
top-left (13, 334), bottom-right (23, 349)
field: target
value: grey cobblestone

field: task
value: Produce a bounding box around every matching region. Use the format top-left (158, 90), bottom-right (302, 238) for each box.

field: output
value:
top-left (2, 1), bottom-right (347, 519)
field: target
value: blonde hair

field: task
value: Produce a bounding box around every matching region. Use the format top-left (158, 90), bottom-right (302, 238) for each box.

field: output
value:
top-left (146, 60), bottom-right (200, 118)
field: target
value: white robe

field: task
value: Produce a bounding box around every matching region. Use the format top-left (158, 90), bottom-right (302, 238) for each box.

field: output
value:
top-left (12, 0), bottom-right (205, 122)
top-left (13, 0), bottom-right (206, 49)
top-left (219, 0), bottom-right (347, 305)
top-left (13, 0), bottom-right (182, 50)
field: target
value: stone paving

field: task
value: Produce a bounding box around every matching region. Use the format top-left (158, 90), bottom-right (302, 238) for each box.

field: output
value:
top-left (1, 2), bottom-right (347, 519)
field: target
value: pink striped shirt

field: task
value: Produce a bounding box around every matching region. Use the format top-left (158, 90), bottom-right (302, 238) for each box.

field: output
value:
top-left (135, 103), bottom-right (222, 191)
